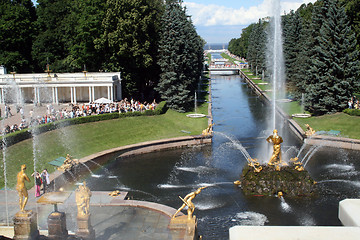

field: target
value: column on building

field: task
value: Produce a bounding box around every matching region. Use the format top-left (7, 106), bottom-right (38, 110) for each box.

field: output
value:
top-left (107, 86), bottom-right (111, 101)
top-left (52, 87), bottom-right (56, 104)
top-left (34, 86), bottom-right (41, 104)
top-left (73, 87), bottom-right (77, 104)
top-left (0, 88), bottom-right (3, 104)
top-left (55, 87), bottom-right (59, 104)
top-left (91, 86), bottom-right (95, 102)
top-left (70, 87), bottom-right (74, 104)
top-left (88, 86), bottom-right (92, 103)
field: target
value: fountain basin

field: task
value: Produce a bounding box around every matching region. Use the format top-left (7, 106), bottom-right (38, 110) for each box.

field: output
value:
top-left (292, 113), bottom-right (311, 118)
top-left (240, 165), bottom-right (317, 197)
top-left (186, 113), bottom-right (206, 118)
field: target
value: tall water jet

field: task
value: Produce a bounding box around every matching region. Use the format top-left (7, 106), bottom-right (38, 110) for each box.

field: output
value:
top-left (1, 77), bottom-right (26, 226)
top-left (31, 79), bottom-right (53, 173)
top-left (267, 0), bottom-right (285, 130)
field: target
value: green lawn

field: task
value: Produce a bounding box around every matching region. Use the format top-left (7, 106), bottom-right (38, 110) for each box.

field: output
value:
top-left (294, 113), bottom-right (360, 139)
top-left (240, 69), bottom-right (360, 139)
top-left (1, 104), bottom-right (209, 189)
top-left (221, 53), bottom-right (245, 64)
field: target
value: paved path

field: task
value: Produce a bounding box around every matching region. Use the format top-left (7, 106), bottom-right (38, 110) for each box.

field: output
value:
top-left (0, 103), bottom-right (71, 129)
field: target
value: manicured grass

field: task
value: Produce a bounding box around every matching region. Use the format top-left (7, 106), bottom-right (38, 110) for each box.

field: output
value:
top-left (294, 113), bottom-right (360, 139)
top-left (0, 107), bottom-right (209, 189)
top-left (278, 101), bottom-right (310, 116)
top-left (241, 69), bottom-right (360, 140)
top-left (221, 53), bottom-right (245, 64)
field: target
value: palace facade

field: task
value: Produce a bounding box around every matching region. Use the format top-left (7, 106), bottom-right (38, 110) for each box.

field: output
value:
top-left (0, 66), bottom-right (121, 105)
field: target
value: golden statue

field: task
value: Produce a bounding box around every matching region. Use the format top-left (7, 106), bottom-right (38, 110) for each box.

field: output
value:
top-left (266, 129), bottom-right (283, 165)
top-left (16, 164), bottom-right (31, 211)
top-left (202, 123), bottom-right (214, 136)
top-left (305, 124), bottom-right (315, 137)
top-left (58, 154), bottom-right (79, 172)
top-left (108, 190), bottom-right (121, 197)
top-left (75, 181), bottom-right (92, 218)
top-left (172, 186), bottom-right (207, 220)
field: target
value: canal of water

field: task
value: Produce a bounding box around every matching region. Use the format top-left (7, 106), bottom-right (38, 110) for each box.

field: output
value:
top-left (86, 74), bottom-right (360, 239)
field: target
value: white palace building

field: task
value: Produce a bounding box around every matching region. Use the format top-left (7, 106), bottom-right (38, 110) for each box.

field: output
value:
top-left (0, 65), bottom-right (122, 105)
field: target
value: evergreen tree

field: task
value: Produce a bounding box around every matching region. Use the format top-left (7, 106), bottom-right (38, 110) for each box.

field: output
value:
top-left (283, 10), bottom-right (304, 92)
top-left (247, 20), bottom-right (267, 76)
top-left (0, 0), bottom-right (36, 72)
top-left (228, 23), bottom-right (255, 58)
top-left (304, 0), bottom-right (360, 114)
top-left (96, 0), bottom-right (163, 100)
top-left (340, 0), bottom-right (360, 50)
top-left (156, 0), bottom-right (204, 112)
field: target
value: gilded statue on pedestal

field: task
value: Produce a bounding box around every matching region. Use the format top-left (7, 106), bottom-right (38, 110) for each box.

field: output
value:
top-left (75, 181), bottom-right (92, 217)
top-left (16, 164), bottom-right (30, 211)
top-left (172, 186), bottom-right (207, 221)
top-left (266, 129), bottom-right (283, 165)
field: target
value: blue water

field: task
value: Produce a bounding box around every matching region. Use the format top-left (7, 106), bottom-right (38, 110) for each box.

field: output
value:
top-left (86, 74), bottom-right (360, 239)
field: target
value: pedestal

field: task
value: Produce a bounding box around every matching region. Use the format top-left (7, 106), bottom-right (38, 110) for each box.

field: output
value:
top-left (76, 215), bottom-right (95, 240)
top-left (13, 210), bottom-right (39, 240)
top-left (169, 215), bottom-right (198, 239)
top-left (47, 211), bottom-right (68, 240)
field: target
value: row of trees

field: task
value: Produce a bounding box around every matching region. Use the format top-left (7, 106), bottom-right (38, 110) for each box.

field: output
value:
top-left (0, 0), bottom-right (204, 112)
top-left (229, 0), bottom-right (360, 115)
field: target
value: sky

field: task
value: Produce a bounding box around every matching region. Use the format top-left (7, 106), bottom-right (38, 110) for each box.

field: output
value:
top-left (31, 0), bottom-right (317, 44)
top-left (183, 0), bottom-right (317, 43)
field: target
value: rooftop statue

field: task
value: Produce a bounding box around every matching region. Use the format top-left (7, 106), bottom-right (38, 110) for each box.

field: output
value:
top-left (16, 164), bottom-right (30, 211)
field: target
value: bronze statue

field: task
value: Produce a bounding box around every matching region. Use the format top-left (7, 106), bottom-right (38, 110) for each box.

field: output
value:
top-left (75, 181), bottom-right (92, 217)
top-left (266, 129), bottom-right (283, 165)
top-left (172, 186), bottom-right (207, 220)
top-left (16, 164), bottom-right (30, 211)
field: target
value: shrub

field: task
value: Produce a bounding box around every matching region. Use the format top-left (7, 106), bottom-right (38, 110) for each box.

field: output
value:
top-left (343, 108), bottom-right (360, 116)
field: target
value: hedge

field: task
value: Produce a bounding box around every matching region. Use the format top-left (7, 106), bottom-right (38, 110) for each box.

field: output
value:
top-left (343, 108), bottom-right (360, 116)
top-left (2, 101), bottom-right (168, 147)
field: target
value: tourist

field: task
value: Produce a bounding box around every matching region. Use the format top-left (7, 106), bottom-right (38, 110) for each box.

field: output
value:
top-left (41, 169), bottom-right (50, 194)
top-left (32, 172), bottom-right (42, 197)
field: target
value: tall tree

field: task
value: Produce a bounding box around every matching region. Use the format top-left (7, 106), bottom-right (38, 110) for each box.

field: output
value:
top-left (340, 0), bottom-right (360, 50)
top-left (156, 0), bottom-right (204, 112)
top-left (63, 0), bottom-right (107, 72)
top-left (304, 0), bottom-right (360, 114)
top-left (0, 0), bottom-right (36, 72)
top-left (282, 10), bottom-right (304, 92)
top-left (247, 19), bottom-right (267, 76)
top-left (228, 23), bottom-right (255, 58)
top-left (96, 0), bottom-right (164, 100)
top-left (32, 0), bottom-right (72, 72)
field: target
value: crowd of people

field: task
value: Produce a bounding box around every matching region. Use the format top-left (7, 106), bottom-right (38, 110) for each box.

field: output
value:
top-left (2, 98), bottom-right (157, 135)
top-left (348, 96), bottom-right (359, 109)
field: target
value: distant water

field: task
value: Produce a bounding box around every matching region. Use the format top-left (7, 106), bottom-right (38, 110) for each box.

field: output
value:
top-left (204, 43), bottom-right (228, 50)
